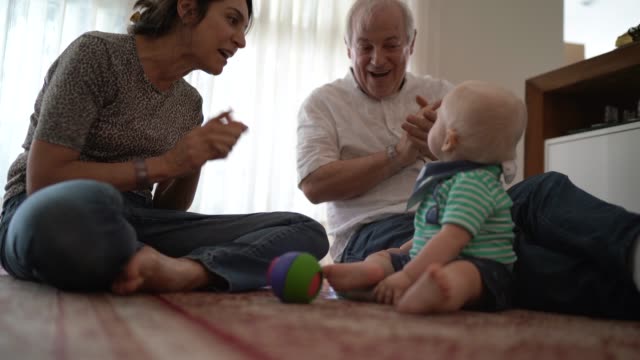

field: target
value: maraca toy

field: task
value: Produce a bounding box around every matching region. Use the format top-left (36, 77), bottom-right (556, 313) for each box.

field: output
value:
top-left (267, 251), bottom-right (323, 303)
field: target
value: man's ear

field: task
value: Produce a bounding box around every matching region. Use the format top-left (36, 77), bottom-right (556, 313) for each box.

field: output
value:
top-left (177, 0), bottom-right (199, 25)
top-left (441, 128), bottom-right (459, 153)
top-left (409, 30), bottom-right (417, 54)
top-left (346, 40), bottom-right (353, 60)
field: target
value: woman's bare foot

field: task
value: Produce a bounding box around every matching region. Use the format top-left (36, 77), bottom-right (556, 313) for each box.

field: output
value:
top-left (323, 262), bottom-right (387, 292)
top-left (111, 246), bottom-right (212, 295)
top-left (396, 261), bottom-right (482, 314)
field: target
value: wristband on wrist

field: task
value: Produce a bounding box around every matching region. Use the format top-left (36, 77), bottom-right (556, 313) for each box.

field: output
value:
top-left (386, 144), bottom-right (398, 161)
top-left (133, 158), bottom-right (149, 189)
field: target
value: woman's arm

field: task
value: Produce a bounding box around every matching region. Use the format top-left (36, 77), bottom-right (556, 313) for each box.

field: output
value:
top-left (27, 112), bottom-right (247, 206)
top-left (148, 113), bottom-right (247, 210)
top-left (152, 170), bottom-right (201, 211)
top-left (26, 140), bottom-right (172, 195)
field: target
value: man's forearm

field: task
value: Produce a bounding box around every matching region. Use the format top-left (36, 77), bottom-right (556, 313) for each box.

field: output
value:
top-left (300, 149), bottom-right (407, 204)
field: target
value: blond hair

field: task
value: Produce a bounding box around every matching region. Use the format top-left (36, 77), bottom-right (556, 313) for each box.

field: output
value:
top-left (439, 81), bottom-right (526, 164)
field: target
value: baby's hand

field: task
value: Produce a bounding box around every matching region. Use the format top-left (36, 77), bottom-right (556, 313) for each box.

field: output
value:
top-left (373, 271), bottom-right (413, 305)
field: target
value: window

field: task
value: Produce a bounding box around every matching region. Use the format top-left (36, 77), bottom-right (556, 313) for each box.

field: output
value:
top-left (0, 0), bottom-right (135, 196)
top-left (187, 0), bottom-right (352, 223)
top-left (564, 0), bottom-right (639, 59)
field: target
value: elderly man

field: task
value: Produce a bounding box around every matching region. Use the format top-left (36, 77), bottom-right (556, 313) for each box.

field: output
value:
top-left (297, 0), bottom-right (640, 319)
top-left (298, 0), bottom-right (450, 263)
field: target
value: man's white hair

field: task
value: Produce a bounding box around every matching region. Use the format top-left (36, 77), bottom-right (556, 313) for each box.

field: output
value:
top-left (344, 0), bottom-right (415, 47)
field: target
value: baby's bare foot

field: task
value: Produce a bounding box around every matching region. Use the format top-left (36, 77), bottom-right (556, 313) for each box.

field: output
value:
top-left (322, 262), bottom-right (386, 292)
top-left (396, 264), bottom-right (454, 314)
top-left (111, 246), bottom-right (211, 295)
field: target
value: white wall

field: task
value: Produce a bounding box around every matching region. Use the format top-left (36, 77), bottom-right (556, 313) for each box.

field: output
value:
top-left (545, 122), bottom-right (640, 213)
top-left (565, 0), bottom-right (639, 59)
top-left (408, 0), bottom-right (565, 183)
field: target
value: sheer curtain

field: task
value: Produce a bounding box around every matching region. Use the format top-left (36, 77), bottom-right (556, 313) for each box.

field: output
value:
top-left (189, 0), bottom-right (352, 223)
top-left (0, 0), bottom-right (353, 225)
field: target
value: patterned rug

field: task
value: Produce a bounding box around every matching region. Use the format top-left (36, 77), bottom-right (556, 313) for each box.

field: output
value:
top-left (1, 274), bottom-right (640, 360)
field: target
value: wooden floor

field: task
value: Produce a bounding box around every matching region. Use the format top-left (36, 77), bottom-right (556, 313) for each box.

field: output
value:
top-left (2, 274), bottom-right (640, 360)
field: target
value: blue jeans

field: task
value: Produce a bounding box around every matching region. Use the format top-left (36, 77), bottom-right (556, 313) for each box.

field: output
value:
top-left (0, 180), bottom-right (328, 292)
top-left (342, 172), bottom-right (640, 319)
top-left (340, 213), bottom-right (415, 263)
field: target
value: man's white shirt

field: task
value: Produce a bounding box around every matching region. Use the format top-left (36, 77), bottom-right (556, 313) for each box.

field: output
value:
top-left (297, 71), bottom-right (453, 260)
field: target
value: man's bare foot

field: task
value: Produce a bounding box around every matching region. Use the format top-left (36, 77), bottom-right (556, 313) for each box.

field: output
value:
top-left (322, 262), bottom-right (386, 292)
top-left (396, 261), bottom-right (482, 314)
top-left (111, 246), bottom-right (212, 295)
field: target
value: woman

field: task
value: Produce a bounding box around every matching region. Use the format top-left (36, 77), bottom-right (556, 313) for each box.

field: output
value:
top-left (0, 0), bottom-right (329, 294)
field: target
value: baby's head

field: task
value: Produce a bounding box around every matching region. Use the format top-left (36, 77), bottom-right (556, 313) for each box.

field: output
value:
top-left (428, 81), bottom-right (526, 164)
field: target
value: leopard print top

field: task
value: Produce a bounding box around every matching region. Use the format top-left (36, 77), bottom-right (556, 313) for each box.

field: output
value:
top-left (3, 31), bottom-right (204, 202)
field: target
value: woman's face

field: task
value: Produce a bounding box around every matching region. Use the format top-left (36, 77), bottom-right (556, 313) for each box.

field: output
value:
top-left (190, 0), bottom-right (249, 75)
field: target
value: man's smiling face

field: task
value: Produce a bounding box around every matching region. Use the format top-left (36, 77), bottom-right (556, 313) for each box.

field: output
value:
top-left (347, 3), bottom-right (414, 100)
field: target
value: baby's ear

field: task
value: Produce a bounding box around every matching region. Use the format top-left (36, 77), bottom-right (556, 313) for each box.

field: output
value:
top-left (441, 128), bottom-right (459, 153)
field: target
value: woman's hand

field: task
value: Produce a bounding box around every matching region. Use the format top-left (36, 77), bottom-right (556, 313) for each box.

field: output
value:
top-left (401, 95), bottom-right (441, 161)
top-left (373, 270), bottom-right (414, 305)
top-left (162, 111), bottom-right (248, 177)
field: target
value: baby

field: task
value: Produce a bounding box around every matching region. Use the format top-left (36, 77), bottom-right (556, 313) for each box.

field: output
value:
top-left (323, 81), bottom-right (527, 314)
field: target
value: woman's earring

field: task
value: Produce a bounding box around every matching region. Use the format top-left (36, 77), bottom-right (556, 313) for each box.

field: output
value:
top-left (183, 10), bottom-right (197, 25)
top-left (130, 11), bottom-right (141, 24)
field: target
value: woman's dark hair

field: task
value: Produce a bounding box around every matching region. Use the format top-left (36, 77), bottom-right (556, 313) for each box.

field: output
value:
top-left (129, 0), bottom-right (253, 37)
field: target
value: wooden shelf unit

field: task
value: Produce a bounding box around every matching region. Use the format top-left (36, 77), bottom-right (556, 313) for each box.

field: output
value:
top-left (524, 41), bottom-right (640, 177)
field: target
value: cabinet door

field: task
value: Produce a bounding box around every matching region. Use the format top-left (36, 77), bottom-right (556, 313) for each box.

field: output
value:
top-left (545, 123), bottom-right (640, 213)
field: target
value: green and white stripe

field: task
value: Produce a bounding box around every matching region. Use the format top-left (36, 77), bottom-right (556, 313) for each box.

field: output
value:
top-left (410, 166), bottom-right (517, 264)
